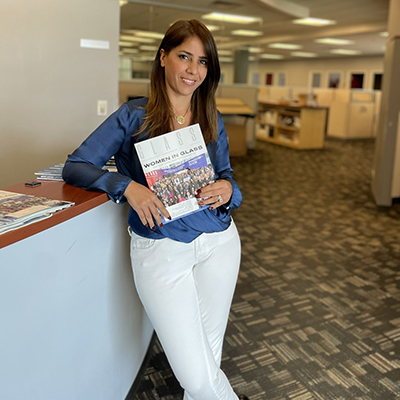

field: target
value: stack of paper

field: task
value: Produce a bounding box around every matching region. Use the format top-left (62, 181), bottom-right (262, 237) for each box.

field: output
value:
top-left (0, 190), bottom-right (74, 235)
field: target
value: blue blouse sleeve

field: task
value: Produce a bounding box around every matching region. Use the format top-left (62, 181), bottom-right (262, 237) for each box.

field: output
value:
top-left (211, 112), bottom-right (242, 210)
top-left (62, 103), bottom-right (135, 203)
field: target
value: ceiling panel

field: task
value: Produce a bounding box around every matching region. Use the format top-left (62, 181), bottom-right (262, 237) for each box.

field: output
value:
top-left (119, 0), bottom-right (390, 61)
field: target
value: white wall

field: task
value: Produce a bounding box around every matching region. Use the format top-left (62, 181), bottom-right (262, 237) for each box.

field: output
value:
top-left (120, 55), bottom-right (384, 92)
top-left (0, 0), bottom-right (120, 188)
top-left (250, 56), bottom-right (383, 89)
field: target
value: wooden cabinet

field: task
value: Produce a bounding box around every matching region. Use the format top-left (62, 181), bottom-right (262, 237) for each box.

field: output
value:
top-left (256, 101), bottom-right (328, 149)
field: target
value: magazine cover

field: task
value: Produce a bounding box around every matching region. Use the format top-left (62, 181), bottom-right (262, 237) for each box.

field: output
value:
top-left (134, 123), bottom-right (215, 223)
top-left (0, 190), bottom-right (74, 235)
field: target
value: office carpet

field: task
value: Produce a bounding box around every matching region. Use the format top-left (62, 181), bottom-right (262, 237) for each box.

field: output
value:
top-left (133, 138), bottom-right (400, 400)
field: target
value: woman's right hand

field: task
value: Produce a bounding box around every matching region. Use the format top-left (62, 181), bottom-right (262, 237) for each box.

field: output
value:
top-left (124, 181), bottom-right (171, 229)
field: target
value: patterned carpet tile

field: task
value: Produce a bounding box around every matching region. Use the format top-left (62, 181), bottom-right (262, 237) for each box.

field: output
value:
top-left (134, 139), bottom-right (400, 400)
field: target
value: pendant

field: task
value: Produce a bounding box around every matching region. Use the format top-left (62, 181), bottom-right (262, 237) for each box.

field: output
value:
top-left (176, 115), bottom-right (185, 125)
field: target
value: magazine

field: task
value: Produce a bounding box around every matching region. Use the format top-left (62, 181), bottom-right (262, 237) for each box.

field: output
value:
top-left (0, 190), bottom-right (75, 235)
top-left (35, 160), bottom-right (116, 181)
top-left (35, 163), bottom-right (64, 181)
top-left (134, 123), bottom-right (215, 223)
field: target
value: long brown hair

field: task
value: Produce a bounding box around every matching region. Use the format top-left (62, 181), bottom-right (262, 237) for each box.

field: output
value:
top-left (136, 19), bottom-right (221, 145)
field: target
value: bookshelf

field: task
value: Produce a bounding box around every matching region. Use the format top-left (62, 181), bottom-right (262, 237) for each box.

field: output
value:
top-left (256, 101), bottom-right (328, 149)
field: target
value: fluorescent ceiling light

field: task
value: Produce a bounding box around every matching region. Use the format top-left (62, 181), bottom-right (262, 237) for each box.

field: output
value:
top-left (122, 48), bottom-right (139, 54)
top-left (202, 12), bottom-right (261, 24)
top-left (133, 56), bottom-right (154, 62)
top-left (131, 30), bottom-right (165, 39)
top-left (315, 38), bottom-right (355, 45)
top-left (293, 17), bottom-right (336, 26)
top-left (248, 56), bottom-right (257, 61)
top-left (380, 31), bottom-right (389, 37)
top-left (291, 51), bottom-right (317, 58)
top-left (219, 57), bottom-right (234, 63)
top-left (139, 45), bottom-right (159, 51)
top-left (119, 35), bottom-right (155, 43)
top-left (119, 1), bottom-right (128, 6)
top-left (231, 30), bottom-right (263, 37)
top-left (213, 36), bottom-right (231, 42)
top-left (218, 50), bottom-right (233, 55)
top-left (205, 25), bottom-right (220, 32)
top-left (260, 54), bottom-right (284, 59)
top-left (268, 43), bottom-right (302, 50)
top-left (248, 47), bottom-right (263, 53)
top-left (119, 41), bottom-right (136, 47)
top-left (330, 49), bottom-right (362, 55)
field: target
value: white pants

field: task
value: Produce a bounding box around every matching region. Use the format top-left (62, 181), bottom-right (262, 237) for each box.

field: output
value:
top-left (129, 221), bottom-right (241, 400)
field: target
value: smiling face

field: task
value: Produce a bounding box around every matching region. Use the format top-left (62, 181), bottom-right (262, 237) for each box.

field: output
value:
top-left (160, 36), bottom-right (208, 101)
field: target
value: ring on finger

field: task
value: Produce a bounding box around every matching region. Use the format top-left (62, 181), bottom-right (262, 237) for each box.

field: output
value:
top-left (218, 194), bottom-right (223, 203)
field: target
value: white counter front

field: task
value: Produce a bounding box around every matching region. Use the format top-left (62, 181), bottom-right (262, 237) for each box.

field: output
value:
top-left (0, 184), bottom-right (153, 400)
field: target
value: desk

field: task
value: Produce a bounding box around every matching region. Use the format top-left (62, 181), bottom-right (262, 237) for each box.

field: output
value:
top-left (0, 181), bottom-right (153, 400)
top-left (216, 97), bottom-right (255, 116)
top-left (216, 97), bottom-right (255, 156)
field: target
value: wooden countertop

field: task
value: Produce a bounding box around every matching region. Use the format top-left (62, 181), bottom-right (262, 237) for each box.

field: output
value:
top-left (258, 98), bottom-right (328, 110)
top-left (216, 97), bottom-right (255, 116)
top-left (0, 180), bottom-right (108, 249)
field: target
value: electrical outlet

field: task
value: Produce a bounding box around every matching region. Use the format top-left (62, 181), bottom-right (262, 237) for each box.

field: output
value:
top-left (97, 100), bottom-right (108, 116)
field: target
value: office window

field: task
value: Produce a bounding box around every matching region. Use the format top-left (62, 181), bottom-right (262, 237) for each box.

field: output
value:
top-left (373, 73), bottom-right (383, 90)
top-left (311, 72), bottom-right (322, 88)
top-left (265, 73), bottom-right (273, 86)
top-left (278, 72), bottom-right (286, 87)
top-left (328, 72), bottom-right (341, 88)
top-left (350, 73), bottom-right (364, 89)
top-left (252, 73), bottom-right (260, 85)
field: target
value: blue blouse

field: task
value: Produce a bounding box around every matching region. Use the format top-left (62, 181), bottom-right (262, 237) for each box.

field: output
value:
top-left (62, 97), bottom-right (242, 243)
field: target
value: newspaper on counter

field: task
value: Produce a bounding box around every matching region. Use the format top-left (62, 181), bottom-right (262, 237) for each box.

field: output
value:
top-left (0, 190), bottom-right (75, 235)
top-left (134, 123), bottom-right (215, 223)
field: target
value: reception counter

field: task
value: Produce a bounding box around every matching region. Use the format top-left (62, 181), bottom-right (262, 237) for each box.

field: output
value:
top-left (0, 181), bottom-right (153, 400)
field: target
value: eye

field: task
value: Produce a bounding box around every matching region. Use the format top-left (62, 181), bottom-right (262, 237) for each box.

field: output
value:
top-left (199, 59), bottom-right (208, 66)
top-left (179, 54), bottom-right (189, 60)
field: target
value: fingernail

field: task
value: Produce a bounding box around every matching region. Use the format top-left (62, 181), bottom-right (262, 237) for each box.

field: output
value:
top-left (197, 189), bottom-right (202, 194)
top-left (198, 201), bottom-right (204, 205)
top-left (195, 194), bottom-right (201, 198)
top-left (145, 223), bottom-right (149, 228)
top-left (210, 206), bottom-right (214, 210)
top-left (168, 216), bottom-right (172, 220)
top-left (159, 223), bottom-right (164, 228)
top-left (151, 226), bottom-right (155, 231)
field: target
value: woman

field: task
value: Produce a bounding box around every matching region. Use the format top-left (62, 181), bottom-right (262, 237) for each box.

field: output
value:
top-left (63, 19), bottom-right (248, 400)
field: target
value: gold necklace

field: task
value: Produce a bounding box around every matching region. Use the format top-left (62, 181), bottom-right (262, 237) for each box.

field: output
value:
top-left (171, 104), bottom-right (190, 125)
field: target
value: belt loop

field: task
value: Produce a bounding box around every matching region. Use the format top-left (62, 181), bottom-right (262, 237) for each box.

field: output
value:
top-left (127, 225), bottom-right (133, 237)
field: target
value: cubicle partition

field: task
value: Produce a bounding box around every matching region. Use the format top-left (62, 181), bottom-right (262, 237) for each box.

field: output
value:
top-left (216, 84), bottom-right (258, 151)
top-left (258, 85), bottom-right (381, 140)
top-left (119, 79), bottom-right (150, 105)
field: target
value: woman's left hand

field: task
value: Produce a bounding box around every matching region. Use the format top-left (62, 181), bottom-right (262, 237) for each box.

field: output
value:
top-left (195, 180), bottom-right (232, 210)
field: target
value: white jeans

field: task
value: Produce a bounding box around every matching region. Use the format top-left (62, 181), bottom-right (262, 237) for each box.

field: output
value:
top-left (129, 221), bottom-right (241, 400)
